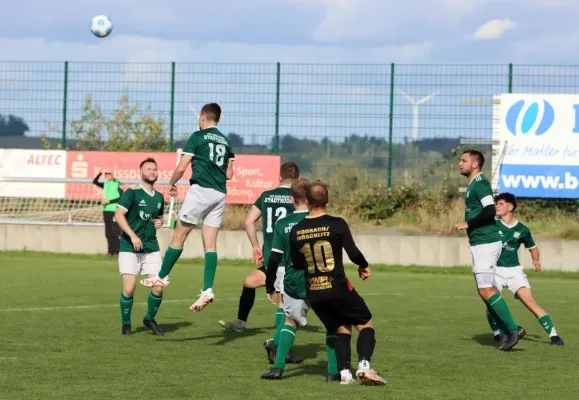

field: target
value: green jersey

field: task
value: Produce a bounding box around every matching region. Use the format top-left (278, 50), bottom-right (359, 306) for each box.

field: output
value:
top-left (496, 219), bottom-right (536, 267)
top-left (117, 185), bottom-right (165, 253)
top-left (253, 186), bottom-right (295, 267)
top-left (464, 173), bottom-right (502, 246)
top-left (182, 127), bottom-right (235, 194)
top-left (271, 210), bottom-right (309, 299)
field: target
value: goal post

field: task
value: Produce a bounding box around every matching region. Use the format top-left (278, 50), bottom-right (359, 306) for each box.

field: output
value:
top-left (0, 176), bottom-right (186, 226)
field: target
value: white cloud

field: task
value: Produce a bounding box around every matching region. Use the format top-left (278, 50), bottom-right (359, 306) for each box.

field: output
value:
top-left (470, 18), bottom-right (518, 40)
top-left (0, 36), bottom-right (432, 64)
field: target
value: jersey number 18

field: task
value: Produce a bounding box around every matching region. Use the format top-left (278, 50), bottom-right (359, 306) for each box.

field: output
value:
top-left (208, 143), bottom-right (226, 166)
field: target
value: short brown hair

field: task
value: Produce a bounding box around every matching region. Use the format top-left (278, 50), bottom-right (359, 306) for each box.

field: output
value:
top-left (463, 149), bottom-right (485, 169)
top-left (200, 103), bottom-right (221, 122)
top-left (139, 157), bottom-right (157, 169)
top-left (290, 178), bottom-right (310, 205)
top-left (306, 180), bottom-right (329, 208)
top-left (280, 162), bottom-right (300, 181)
top-left (494, 192), bottom-right (517, 211)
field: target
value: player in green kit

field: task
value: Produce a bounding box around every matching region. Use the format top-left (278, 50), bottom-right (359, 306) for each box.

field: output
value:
top-left (218, 162), bottom-right (300, 333)
top-left (140, 103), bottom-right (235, 313)
top-left (454, 150), bottom-right (523, 351)
top-left (115, 158), bottom-right (166, 336)
top-left (486, 192), bottom-right (564, 346)
top-left (261, 178), bottom-right (340, 381)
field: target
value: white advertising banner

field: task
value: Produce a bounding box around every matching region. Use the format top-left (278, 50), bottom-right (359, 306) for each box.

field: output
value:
top-left (492, 94), bottom-right (579, 198)
top-left (0, 149), bottom-right (67, 198)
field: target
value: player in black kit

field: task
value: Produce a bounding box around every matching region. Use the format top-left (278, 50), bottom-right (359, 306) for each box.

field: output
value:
top-left (289, 181), bottom-right (386, 386)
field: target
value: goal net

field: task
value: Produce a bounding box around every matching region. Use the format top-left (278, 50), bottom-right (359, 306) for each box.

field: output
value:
top-left (0, 177), bottom-right (187, 226)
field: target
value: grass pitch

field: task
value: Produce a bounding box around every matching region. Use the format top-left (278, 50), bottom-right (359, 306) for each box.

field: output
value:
top-left (1, 251), bottom-right (578, 399)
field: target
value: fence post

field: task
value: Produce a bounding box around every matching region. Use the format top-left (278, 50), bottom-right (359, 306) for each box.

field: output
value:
top-left (387, 63), bottom-right (395, 189)
top-left (508, 63), bottom-right (513, 93)
top-left (169, 62), bottom-right (176, 152)
top-left (61, 61), bottom-right (69, 149)
top-left (274, 62), bottom-right (281, 155)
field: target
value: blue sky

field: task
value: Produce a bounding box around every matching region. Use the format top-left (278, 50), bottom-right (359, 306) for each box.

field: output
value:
top-left (1, 0), bottom-right (577, 64)
top-left (1, 0), bottom-right (579, 145)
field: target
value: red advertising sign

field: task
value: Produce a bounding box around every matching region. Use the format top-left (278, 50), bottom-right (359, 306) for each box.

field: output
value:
top-left (65, 151), bottom-right (280, 204)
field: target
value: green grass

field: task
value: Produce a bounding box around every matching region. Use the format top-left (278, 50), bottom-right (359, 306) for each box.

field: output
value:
top-left (1, 251), bottom-right (579, 399)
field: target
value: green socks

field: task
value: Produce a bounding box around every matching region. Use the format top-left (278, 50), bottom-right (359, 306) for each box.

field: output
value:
top-left (486, 305), bottom-right (506, 335)
top-left (486, 293), bottom-right (518, 333)
top-left (145, 292), bottom-right (163, 321)
top-left (273, 325), bottom-right (297, 369)
top-left (326, 333), bottom-right (339, 376)
top-left (158, 247), bottom-right (183, 279)
top-left (538, 314), bottom-right (557, 337)
top-left (203, 251), bottom-right (218, 291)
top-left (273, 308), bottom-right (285, 347)
top-left (120, 293), bottom-right (133, 325)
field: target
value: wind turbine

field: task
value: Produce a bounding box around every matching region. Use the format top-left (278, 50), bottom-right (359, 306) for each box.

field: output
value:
top-left (396, 88), bottom-right (441, 141)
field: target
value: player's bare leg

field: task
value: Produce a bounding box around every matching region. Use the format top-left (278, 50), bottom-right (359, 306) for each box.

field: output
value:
top-left (219, 269), bottom-right (266, 332)
top-left (515, 287), bottom-right (564, 345)
top-left (140, 219), bottom-right (195, 288)
top-left (120, 274), bottom-right (137, 335)
top-left (190, 224), bottom-right (219, 312)
top-left (341, 320), bottom-right (386, 386)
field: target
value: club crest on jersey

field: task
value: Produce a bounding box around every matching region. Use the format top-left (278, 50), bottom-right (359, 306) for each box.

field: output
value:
top-left (139, 210), bottom-right (152, 221)
top-left (157, 203), bottom-right (161, 209)
top-left (514, 232), bottom-right (521, 238)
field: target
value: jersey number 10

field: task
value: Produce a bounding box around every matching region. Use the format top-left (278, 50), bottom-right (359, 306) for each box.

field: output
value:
top-left (300, 240), bottom-right (335, 275)
top-left (208, 143), bottom-right (227, 167)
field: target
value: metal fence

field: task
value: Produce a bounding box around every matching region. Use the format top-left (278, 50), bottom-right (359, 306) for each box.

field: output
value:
top-left (2, 62), bottom-right (579, 190)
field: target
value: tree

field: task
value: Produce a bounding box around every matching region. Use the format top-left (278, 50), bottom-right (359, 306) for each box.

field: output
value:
top-left (0, 114), bottom-right (29, 136)
top-left (41, 94), bottom-right (168, 151)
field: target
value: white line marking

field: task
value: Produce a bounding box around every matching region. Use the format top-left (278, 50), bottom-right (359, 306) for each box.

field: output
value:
top-left (0, 292), bottom-right (568, 313)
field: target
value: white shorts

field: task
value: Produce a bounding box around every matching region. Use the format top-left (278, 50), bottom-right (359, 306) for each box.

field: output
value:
top-left (275, 267), bottom-right (285, 294)
top-left (178, 184), bottom-right (227, 227)
top-left (470, 241), bottom-right (502, 288)
top-left (494, 266), bottom-right (530, 299)
top-left (283, 294), bottom-right (310, 327)
top-left (118, 251), bottom-right (162, 276)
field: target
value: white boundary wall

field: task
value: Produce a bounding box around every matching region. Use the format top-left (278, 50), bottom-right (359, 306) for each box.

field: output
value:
top-left (1, 224), bottom-right (578, 271)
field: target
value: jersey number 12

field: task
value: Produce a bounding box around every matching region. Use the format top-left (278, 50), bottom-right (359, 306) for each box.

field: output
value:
top-left (208, 143), bottom-right (226, 166)
top-left (266, 207), bottom-right (287, 233)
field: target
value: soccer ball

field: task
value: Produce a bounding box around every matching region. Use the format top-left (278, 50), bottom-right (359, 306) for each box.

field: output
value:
top-left (90, 15), bottom-right (113, 38)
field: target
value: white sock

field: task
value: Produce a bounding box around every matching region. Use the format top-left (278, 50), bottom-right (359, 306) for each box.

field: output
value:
top-left (340, 369), bottom-right (353, 381)
top-left (359, 359), bottom-right (371, 370)
top-left (550, 327), bottom-right (558, 337)
top-left (493, 330), bottom-right (501, 336)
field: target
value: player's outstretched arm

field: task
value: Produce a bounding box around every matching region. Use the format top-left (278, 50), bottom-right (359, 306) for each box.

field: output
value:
top-left (339, 219), bottom-right (369, 268)
top-left (92, 172), bottom-right (104, 188)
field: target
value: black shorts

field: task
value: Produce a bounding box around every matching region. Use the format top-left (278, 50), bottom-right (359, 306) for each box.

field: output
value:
top-left (257, 265), bottom-right (266, 275)
top-left (310, 289), bottom-right (372, 331)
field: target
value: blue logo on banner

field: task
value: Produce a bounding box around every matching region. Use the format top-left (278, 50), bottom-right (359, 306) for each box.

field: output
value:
top-left (506, 99), bottom-right (554, 136)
